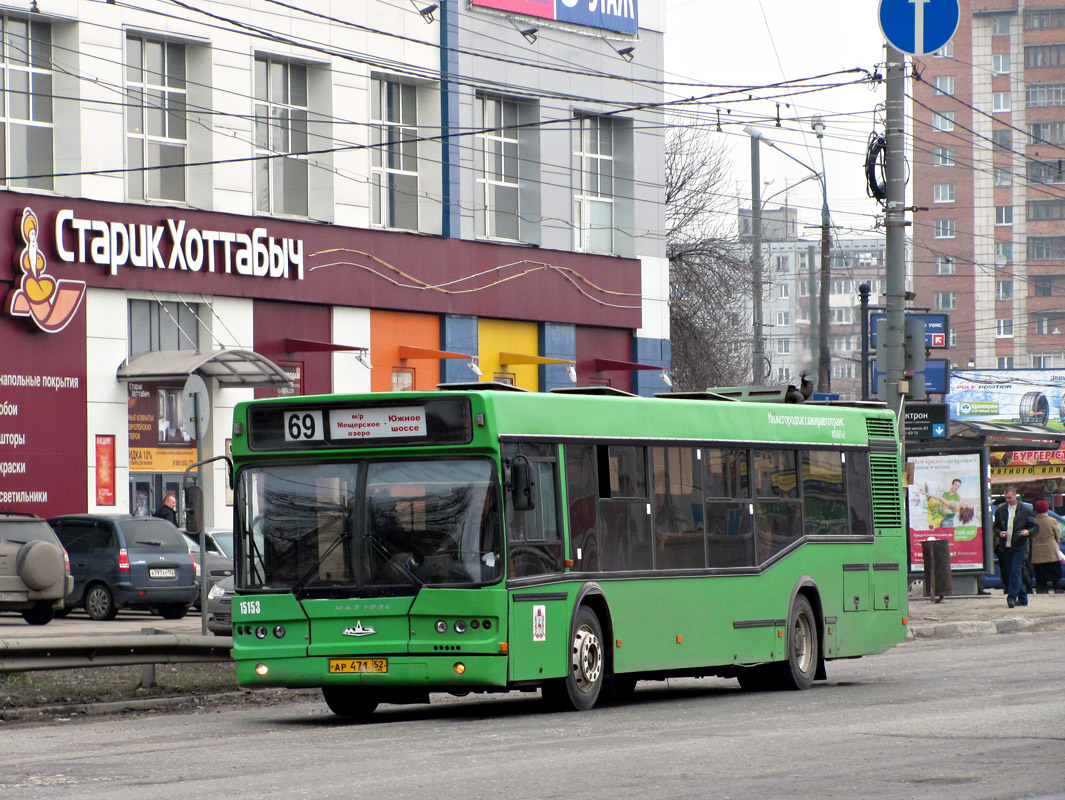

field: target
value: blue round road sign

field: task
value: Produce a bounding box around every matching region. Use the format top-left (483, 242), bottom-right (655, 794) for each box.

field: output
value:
top-left (879, 0), bottom-right (960, 57)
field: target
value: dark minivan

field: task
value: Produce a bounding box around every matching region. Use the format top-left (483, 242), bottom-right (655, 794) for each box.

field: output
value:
top-left (48, 515), bottom-right (198, 620)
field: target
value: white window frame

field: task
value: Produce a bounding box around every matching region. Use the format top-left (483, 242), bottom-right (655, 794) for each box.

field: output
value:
top-left (778, 283), bottom-right (790, 299)
top-left (933, 75), bottom-right (955, 95)
top-left (993, 92), bottom-right (1012, 112)
top-left (932, 111), bottom-right (955, 132)
top-left (933, 183), bottom-right (955, 203)
top-left (1, 16), bottom-right (54, 191)
top-left (995, 318), bottom-right (1013, 339)
top-left (254, 56), bottom-right (309, 217)
top-left (126, 36), bottom-right (187, 203)
top-left (935, 255), bottom-right (955, 275)
top-left (994, 168), bottom-right (1011, 187)
top-left (934, 219), bottom-right (956, 238)
top-left (934, 41), bottom-right (954, 58)
top-left (1036, 317), bottom-right (1051, 335)
top-left (993, 53), bottom-right (1011, 74)
top-left (776, 310), bottom-right (790, 326)
top-left (574, 115), bottom-right (615, 254)
top-left (996, 241), bottom-right (1014, 261)
top-left (371, 78), bottom-right (419, 231)
top-left (933, 147), bottom-right (955, 166)
top-left (777, 338), bottom-right (791, 354)
top-left (996, 280), bottom-right (1013, 300)
top-left (995, 205), bottom-right (1013, 225)
top-left (476, 94), bottom-right (520, 241)
top-left (935, 291), bottom-right (957, 310)
top-left (998, 356), bottom-right (1014, 369)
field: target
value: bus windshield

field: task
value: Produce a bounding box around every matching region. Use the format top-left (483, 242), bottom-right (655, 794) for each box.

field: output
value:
top-left (236, 458), bottom-right (503, 594)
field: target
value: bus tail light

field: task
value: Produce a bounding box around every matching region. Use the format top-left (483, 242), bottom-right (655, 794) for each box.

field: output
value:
top-left (118, 548), bottom-right (130, 572)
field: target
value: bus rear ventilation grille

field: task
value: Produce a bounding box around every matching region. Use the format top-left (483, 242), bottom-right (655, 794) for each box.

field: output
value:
top-left (433, 645), bottom-right (462, 652)
top-left (865, 417), bottom-right (896, 440)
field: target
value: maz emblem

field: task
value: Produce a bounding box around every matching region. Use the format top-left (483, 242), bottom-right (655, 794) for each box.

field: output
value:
top-left (342, 621), bottom-right (377, 636)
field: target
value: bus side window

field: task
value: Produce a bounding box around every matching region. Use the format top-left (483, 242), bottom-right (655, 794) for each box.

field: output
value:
top-left (652, 446), bottom-right (705, 569)
top-left (600, 445), bottom-right (652, 571)
top-left (802, 450), bottom-right (849, 536)
top-left (565, 444), bottom-right (599, 571)
top-left (753, 449), bottom-right (802, 563)
top-left (705, 448), bottom-right (753, 567)
top-left (505, 443), bottom-right (562, 578)
top-left (845, 451), bottom-right (874, 536)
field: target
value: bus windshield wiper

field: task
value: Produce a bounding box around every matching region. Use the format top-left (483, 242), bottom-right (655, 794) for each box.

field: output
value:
top-left (364, 531), bottom-right (423, 590)
top-left (291, 529), bottom-right (352, 600)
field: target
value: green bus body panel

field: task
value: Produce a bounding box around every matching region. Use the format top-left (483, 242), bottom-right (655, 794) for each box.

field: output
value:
top-left (229, 390), bottom-right (906, 694)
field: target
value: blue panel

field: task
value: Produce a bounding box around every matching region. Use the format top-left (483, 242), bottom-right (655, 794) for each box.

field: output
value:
top-left (440, 1), bottom-right (461, 237)
top-left (539, 323), bottom-right (576, 392)
top-left (441, 314), bottom-right (479, 383)
top-left (556, 0), bottom-right (639, 36)
top-left (632, 337), bottom-right (671, 397)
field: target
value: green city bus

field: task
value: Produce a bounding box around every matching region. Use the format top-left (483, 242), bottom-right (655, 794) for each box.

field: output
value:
top-left (224, 384), bottom-right (907, 718)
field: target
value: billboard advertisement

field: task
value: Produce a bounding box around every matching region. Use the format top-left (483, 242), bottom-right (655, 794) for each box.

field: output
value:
top-left (948, 369), bottom-right (1065, 427)
top-left (907, 452), bottom-right (985, 571)
top-left (470, 0), bottom-right (639, 35)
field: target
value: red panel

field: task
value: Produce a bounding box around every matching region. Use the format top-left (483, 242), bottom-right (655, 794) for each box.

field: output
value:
top-left (0, 312), bottom-right (87, 516)
top-left (576, 326), bottom-right (635, 392)
top-left (0, 195), bottom-right (642, 331)
top-left (254, 301), bottom-right (332, 398)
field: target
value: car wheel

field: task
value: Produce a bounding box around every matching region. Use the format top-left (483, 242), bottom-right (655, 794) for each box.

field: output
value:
top-left (85, 583), bottom-right (118, 621)
top-left (21, 600), bottom-right (55, 625)
top-left (158, 604), bottom-right (188, 620)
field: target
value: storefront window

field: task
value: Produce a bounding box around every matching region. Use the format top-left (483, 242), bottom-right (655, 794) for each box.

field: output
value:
top-left (128, 299), bottom-right (201, 356)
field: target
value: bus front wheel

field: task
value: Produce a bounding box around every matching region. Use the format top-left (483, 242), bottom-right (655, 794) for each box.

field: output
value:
top-left (322, 687), bottom-right (379, 720)
top-left (543, 606), bottom-right (605, 711)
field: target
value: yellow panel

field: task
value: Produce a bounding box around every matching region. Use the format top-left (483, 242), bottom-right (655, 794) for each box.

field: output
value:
top-left (478, 319), bottom-right (540, 391)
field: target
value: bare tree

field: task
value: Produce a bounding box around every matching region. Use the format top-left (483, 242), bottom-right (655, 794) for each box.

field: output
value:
top-left (667, 118), bottom-right (753, 391)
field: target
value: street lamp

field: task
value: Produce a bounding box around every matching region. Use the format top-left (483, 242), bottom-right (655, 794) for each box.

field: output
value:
top-left (744, 125), bottom-right (766, 385)
top-left (744, 124), bottom-right (832, 393)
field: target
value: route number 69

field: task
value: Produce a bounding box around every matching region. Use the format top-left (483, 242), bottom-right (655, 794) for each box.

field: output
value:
top-left (284, 410), bottom-right (324, 442)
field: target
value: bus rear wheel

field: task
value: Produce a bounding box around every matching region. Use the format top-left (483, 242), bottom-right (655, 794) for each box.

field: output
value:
top-left (322, 687), bottom-right (379, 720)
top-left (777, 595), bottom-right (818, 690)
top-left (543, 606), bottom-right (605, 711)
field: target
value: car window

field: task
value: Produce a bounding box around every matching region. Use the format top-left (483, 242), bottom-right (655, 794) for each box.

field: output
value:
top-left (211, 531), bottom-right (234, 558)
top-left (0, 518), bottom-right (59, 545)
top-left (119, 519), bottom-right (190, 551)
top-left (53, 522), bottom-right (97, 554)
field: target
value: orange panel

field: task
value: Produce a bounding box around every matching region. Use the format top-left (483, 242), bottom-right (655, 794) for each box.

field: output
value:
top-left (370, 311), bottom-right (441, 392)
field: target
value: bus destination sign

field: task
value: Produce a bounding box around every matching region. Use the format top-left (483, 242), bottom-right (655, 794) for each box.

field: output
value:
top-left (284, 406), bottom-right (428, 443)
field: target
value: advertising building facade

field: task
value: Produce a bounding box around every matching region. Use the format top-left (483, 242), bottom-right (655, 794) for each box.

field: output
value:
top-left (0, 0), bottom-right (668, 526)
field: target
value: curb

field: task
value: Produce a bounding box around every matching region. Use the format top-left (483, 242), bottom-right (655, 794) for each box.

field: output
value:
top-left (907, 614), bottom-right (1065, 640)
top-left (0, 691), bottom-right (247, 723)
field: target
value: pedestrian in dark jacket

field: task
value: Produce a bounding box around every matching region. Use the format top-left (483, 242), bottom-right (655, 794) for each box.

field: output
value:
top-left (992, 486), bottom-right (1034, 607)
top-left (153, 494), bottom-right (177, 525)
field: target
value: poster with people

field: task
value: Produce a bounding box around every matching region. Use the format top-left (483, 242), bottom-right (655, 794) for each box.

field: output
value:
top-left (907, 452), bottom-right (984, 571)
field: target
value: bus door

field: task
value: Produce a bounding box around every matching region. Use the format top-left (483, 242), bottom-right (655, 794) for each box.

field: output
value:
top-left (504, 443), bottom-right (569, 682)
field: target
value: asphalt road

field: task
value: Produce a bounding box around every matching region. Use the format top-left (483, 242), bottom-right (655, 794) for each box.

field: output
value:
top-left (3, 630), bottom-right (1064, 800)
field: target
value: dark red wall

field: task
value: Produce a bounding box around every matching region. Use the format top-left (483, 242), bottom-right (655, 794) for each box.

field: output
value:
top-left (0, 312), bottom-right (87, 516)
top-left (253, 300), bottom-right (333, 398)
top-left (576, 326), bottom-right (636, 392)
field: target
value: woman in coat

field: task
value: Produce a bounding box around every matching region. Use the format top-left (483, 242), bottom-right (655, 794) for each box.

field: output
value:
top-left (1030, 499), bottom-right (1063, 594)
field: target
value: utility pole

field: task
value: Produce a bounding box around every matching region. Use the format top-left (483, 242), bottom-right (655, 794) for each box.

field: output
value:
top-left (808, 244), bottom-right (818, 376)
top-left (882, 46), bottom-right (907, 419)
top-left (813, 118), bottom-right (832, 394)
top-left (750, 134), bottom-right (764, 385)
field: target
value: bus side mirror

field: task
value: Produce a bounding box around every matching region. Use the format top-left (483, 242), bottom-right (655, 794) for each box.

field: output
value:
top-left (185, 485), bottom-right (204, 534)
top-left (511, 455), bottom-right (535, 511)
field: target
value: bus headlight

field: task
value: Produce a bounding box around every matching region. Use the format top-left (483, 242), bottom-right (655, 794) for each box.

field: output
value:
top-left (453, 662), bottom-right (466, 675)
top-left (435, 620), bottom-right (448, 634)
top-left (255, 663), bottom-right (269, 676)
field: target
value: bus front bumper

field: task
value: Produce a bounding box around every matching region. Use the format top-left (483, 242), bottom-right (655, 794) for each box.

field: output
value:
top-left (235, 654), bottom-right (510, 690)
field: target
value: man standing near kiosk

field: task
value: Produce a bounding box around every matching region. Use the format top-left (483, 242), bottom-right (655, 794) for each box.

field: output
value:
top-left (993, 486), bottom-right (1034, 608)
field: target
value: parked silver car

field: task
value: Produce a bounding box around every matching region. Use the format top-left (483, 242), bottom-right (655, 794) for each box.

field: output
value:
top-left (0, 513), bottom-right (73, 624)
top-left (181, 529), bottom-right (234, 609)
top-left (206, 574), bottom-right (234, 635)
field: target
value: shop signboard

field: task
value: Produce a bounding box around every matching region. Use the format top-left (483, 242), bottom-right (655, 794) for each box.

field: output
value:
top-left (127, 381), bottom-right (198, 473)
top-left (948, 369), bottom-right (1065, 427)
top-left (906, 451), bottom-right (985, 571)
top-left (470, 0), bottom-right (638, 35)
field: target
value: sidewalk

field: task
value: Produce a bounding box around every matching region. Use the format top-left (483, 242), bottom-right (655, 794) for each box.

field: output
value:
top-left (906, 590), bottom-right (1065, 639)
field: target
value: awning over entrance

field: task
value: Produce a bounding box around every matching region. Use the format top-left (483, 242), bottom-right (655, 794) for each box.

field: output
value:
top-left (949, 420), bottom-right (1065, 450)
top-left (117, 349), bottom-right (293, 387)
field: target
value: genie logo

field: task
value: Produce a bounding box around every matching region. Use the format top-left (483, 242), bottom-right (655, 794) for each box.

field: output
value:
top-left (471, 0), bottom-right (638, 35)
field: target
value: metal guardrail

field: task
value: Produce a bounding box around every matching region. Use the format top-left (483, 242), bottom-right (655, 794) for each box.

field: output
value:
top-left (0, 629), bottom-right (232, 673)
